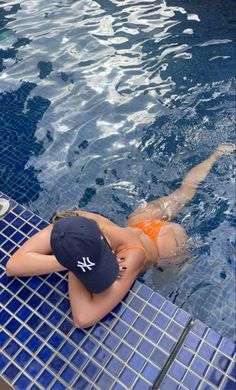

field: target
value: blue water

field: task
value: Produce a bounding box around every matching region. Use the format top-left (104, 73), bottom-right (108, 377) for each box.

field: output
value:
top-left (0, 0), bottom-right (235, 339)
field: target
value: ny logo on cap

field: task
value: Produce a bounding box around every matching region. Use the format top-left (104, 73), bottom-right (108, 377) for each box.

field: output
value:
top-left (77, 257), bottom-right (95, 272)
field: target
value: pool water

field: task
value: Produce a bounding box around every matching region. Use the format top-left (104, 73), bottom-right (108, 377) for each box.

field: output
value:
top-left (0, 0), bottom-right (235, 339)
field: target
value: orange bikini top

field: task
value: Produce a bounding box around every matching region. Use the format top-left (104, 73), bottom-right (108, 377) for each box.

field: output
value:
top-left (131, 220), bottom-right (167, 256)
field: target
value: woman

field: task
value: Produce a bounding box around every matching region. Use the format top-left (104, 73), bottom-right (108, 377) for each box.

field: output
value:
top-left (6, 143), bottom-right (235, 328)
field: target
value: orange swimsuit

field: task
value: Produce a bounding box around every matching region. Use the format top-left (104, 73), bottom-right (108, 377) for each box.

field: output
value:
top-left (131, 220), bottom-right (167, 256)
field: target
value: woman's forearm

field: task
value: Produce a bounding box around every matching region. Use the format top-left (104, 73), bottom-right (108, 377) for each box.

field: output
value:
top-left (68, 272), bottom-right (93, 328)
top-left (6, 252), bottom-right (66, 277)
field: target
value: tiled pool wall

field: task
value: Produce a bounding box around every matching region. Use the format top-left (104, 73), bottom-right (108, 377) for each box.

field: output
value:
top-left (0, 193), bottom-right (235, 390)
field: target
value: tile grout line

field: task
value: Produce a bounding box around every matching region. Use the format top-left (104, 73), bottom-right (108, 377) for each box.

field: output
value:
top-left (151, 317), bottom-right (194, 390)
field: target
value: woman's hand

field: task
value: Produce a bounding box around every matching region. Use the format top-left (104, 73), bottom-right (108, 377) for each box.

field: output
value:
top-left (117, 256), bottom-right (127, 278)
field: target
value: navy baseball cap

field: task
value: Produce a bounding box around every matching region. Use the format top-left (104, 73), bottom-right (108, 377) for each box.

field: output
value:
top-left (50, 216), bottom-right (119, 293)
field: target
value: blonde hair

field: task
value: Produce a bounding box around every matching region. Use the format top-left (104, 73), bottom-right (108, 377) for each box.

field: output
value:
top-left (51, 209), bottom-right (79, 224)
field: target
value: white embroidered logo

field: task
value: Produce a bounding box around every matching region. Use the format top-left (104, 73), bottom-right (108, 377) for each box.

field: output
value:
top-left (77, 257), bottom-right (95, 272)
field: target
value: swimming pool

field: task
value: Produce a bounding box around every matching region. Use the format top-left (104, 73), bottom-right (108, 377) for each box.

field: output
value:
top-left (0, 0), bottom-right (235, 340)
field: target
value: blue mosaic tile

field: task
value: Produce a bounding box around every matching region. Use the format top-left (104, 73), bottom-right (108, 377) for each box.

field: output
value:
top-left (1, 196), bottom-right (235, 390)
top-left (148, 292), bottom-right (165, 308)
top-left (176, 347), bottom-right (194, 365)
top-left (26, 335), bottom-right (42, 352)
top-left (2, 225), bottom-right (15, 237)
top-left (128, 353), bottom-right (146, 372)
top-left (153, 312), bottom-right (170, 329)
top-left (150, 347), bottom-right (168, 368)
top-left (159, 376), bottom-right (179, 390)
top-left (106, 356), bottom-right (123, 376)
top-left (5, 318), bottom-right (21, 334)
top-left (50, 380), bottom-right (67, 390)
top-left (124, 329), bottom-right (141, 347)
top-left (0, 331), bottom-right (9, 348)
top-left (93, 346), bottom-right (110, 365)
top-left (4, 213), bottom-right (16, 223)
top-left (11, 217), bottom-right (24, 228)
top-left (61, 365), bottom-right (77, 384)
top-left (101, 312), bottom-right (117, 327)
top-left (228, 362), bottom-right (236, 379)
top-left (112, 319), bottom-right (129, 337)
top-left (213, 352), bottom-right (231, 372)
top-left (115, 342), bottom-right (133, 361)
top-left (137, 338), bottom-right (155, 358)
top-left (14, 373), bottom-right (31, 390)
top-left (96, 371), bottom-right (114, 390)
top-left (159, 334), bottom-right (176, 353)
top-left (166, 321), bottom-right (183, 339)
top-left (27, 277), bottom-right (42, 290)
top-left (0, 353), bottom-right (9, 371)
top-left (184, 332), bottom-right (201, 351)
top-left (218, 337), bottom-right (235, 357)
top-left (173, 309), bottom-right (191, 326)
top-left (119, 366), bottom-right (137, 387)
top-left (48, 310), bottom-right (63, 326)
top-left (49, 355), bottom-right (66, 373)
top-left (205, 328), bottom-right (221, 347)
top-left (84, 360), bottom-right (100, 381)
top-left (1, 309), bottom-right (11, 325)
top-left (15, 326), bottom-right (31, 343)
top-left (146, 324), bottom-right (162, 343)
top-left (70, 328), bottom-right (86, 344)
top-left (168, 361), bottom-right (187, 381)
top-left (37, 322), bottom-right (53, 338)
top-left (71, 350), bottom-right (87, 369)
top-left (37, 345), bottom-right (54, 363)
top-left (142, 361), bottom-right (160, 382)
top-left (37, 369), bottom-right (54, 387)
top-left (81, 337), bottom-right (98, 354)
top-left (15, 349), bottom-right (32, 367)
top-left (104, 332), bottom-right (120, 350)
top-left (7, 279), bottom-right (23, 293)
top-left (37, 283), bottom-right (51, 297)
top-left (206, 367), bottom-right (224, 387)
top-left (25, 359), bottom-right (43, 377)
top-left (198, 342), bottom-right (216, 361)
top-left (4, 339), bottom-right (21, 357)
top-left (182, 371), bottom-right (201, 389)
top-left (58, 342), bottom-right (75, 359)
top-left (3, 362), bottom-right (20, 381)
top-left (221, 377), bottom-right (236, 390)
top-left (73, 375), bottom-right (90, 390)
top-left (137, 284), bottom-right (153, 300)
top-left (11, 231), bottom-right (25, 243)
top-left (190, 355), bottom-right (208, 376)
top-left (142, 304), bottom-right (157, 321)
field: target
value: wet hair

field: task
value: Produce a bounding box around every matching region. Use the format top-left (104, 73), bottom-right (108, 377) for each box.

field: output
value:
top-left (50, 209), bottom-right (79, 224)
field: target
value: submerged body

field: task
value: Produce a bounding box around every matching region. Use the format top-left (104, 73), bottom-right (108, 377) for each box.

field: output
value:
top-left (6, 143), bottom-right (235, 328)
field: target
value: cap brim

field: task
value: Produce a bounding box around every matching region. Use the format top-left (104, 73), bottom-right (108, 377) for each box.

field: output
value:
top-left (77, 240), bottom-right (119, 293)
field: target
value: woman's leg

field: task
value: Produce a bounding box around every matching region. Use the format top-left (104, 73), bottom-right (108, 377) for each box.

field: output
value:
top-left (127, 143), bottom-right (235, 225)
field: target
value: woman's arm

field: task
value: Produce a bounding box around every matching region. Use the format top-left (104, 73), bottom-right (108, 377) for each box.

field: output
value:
top-left (68, 250), bottom-right (144, 328)
top-left (6, 225), bottom-right (66, 277)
